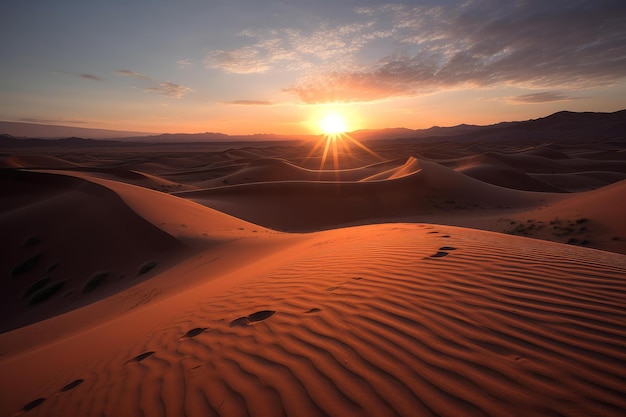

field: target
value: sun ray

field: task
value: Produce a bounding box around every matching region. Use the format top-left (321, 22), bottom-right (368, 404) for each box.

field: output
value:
top-left (340, 132), bottom-right (383, 161)
top-left (306, 109), bottom-right (385, 173)
top-left (320, 134), bottom-right (333, 171)
top-left (331, 135), bottom-right (340, 178)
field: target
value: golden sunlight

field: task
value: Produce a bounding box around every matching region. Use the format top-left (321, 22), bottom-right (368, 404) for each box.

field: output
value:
top-left (319, 112), bottom-right (348, 135)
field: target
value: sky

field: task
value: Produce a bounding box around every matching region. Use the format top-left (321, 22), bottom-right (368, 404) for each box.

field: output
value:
top-left (1, 0), bottom-right (625, 135)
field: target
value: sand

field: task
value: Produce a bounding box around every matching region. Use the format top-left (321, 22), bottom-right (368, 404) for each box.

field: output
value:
top-left (1, 134), bottom-right (625, 416)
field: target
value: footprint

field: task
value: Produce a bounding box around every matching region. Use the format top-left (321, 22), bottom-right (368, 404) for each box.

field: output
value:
top-left (429, 251), bottom-right (449, 258)
top-left (440, 235), bottom-right (451, 238)
top-left (305, 308), bottom-right (321, 314)
top-left (352, 277), bottom-right (363, 280)
top-left (327, 286), bottom-right (338, 291)
top-left (248, 310), bottom-right (276, 322)
top-left (184, 327), bottom-right (207, 338)
top-left (229, 317), bottom-right (251, 327)
top-left (60, 379), bottom-right (84, 392)
top-left (229, 310), bottom-right (276, 327)
top-left (23, 398), bottom-right (45, 412)
top-left (133, 351), bottom-right (155, 362)
top-left (439, 246), bottom-right (456, 251)
top-left (427, 231), bottom-right (439, 234)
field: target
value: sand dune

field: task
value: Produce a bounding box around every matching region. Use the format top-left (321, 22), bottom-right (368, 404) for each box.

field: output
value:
top-left (530, 171), bottom-right (626, 192)
top-left (0, 170), bottom-right (186, 332)
top-left (499, 179), bottom-right (626, 254)
top-left (1, 223), bottom-right (624, 416)
top-left (69, 167), bottom-right (193, 192)
top-left (458, 163), bottom-right (564, 192)
top-left (177, 158), bottom-right (553, 232)
top-left (0, 154), bottom-right (79, 169)
top-left (192, 158), bottom-right (380, 188)
top-left (2, 120), bottom-right (625, 417)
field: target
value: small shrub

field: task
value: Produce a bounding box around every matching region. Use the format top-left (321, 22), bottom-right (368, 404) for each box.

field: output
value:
top-left (23, 237), bottom-right (40, 248)
top-left (22, 278), bottom-right (50, 298)
top-left (576, 218), bottom-right (588, 224)
top-left (11, 253), bottom-right (43, 277)
top-left (83, 272), bottom-right (110, 293)
top-left (29, 281), bottom-right (65, 304)
top-left (138, 261), bottom-right (158, 276)
top-left (46, 263), bottom-right (59, 273)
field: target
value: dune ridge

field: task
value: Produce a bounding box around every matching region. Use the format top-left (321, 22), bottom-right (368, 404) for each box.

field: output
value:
top-left (176, 158), bottom-right (556, 232)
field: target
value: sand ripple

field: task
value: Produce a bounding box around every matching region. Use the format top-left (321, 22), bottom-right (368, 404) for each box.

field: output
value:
top-left (4, 225), bottom-right (626, 417)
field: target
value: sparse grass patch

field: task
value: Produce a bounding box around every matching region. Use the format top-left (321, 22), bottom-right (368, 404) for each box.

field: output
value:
top-left (138, 261), bottom-right (158, 276)
top-left (506, 223), bottom-right (531, 235)
top-left (22, 278), bottom-right (50, 298)
top-left (82, 272), bottom-right (110, 293)
top-left (11, 253), bottom-right (43, 277)
top-left (29, 281), bottom-right (65, 304)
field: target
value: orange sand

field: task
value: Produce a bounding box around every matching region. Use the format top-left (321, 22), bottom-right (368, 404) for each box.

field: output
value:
top-left (1, 136), bottom-right (625, 416)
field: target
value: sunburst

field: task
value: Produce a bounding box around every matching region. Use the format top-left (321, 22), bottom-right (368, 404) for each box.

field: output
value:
top-left (306, 110), bottom-right (383, 172)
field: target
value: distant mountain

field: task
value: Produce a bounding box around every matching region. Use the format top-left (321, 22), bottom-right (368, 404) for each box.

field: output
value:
top-left (0, 134), bottom-right (124, 148)
top-left (351, 124), bottom-right (487, 141)
top-left (1, 110), bottom-right (624, 146)
top-left (357, 110), bottom-right (626, 144)
top-left (119, 132), bottom-right (305, 143)
top-left (0, 121), bottom-right (156, 139)
top-left (355, 110), bottom-right (626, 143)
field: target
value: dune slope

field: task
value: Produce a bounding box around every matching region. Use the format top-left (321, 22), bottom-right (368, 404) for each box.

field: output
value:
top-left (0, 224), bottom-right (624, 416)
top-left (0, 170), bottom-right (187, 332)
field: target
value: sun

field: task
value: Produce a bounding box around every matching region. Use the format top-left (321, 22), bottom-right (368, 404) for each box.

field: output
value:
top-left (319, 112), bottom-right (348, 135)
top-left (306, 109), bottom-right (383, 171)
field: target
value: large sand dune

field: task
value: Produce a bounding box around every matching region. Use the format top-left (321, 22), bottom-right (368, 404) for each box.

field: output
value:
top-left (1, 123), bottom-right (625, 416)
top-left (1, 219), bottom-right (624, 416)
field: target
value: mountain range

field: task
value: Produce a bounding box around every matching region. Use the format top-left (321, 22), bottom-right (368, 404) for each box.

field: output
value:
top-left (1, 109), bottom-right (625, 147)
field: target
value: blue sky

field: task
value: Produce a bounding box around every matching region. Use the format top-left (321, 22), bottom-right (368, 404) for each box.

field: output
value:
top-left (1, 0), bottom-right (625, 134)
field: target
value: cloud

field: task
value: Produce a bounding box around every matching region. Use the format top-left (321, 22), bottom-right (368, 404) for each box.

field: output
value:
top-left (78, 73), bottom-right (104, 81)
top-left (177, 59), bottom-right (193, 68)
top-left (115, 69), bottom-right (192, 98)
top-left (115, 69), bottom-right (152, 80)
top-left (56, 71), bottom-right (104, 81)
top-left (206, 0), bottom-right (626, 103)
top-left (507, 91), bottom-right (585, 104)
top-left (204, 21), bottom-right (384, 74)
top-left (223, 100), bottom-right (274, 105)
top-left (144, 81), bottom-right (192, 99)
